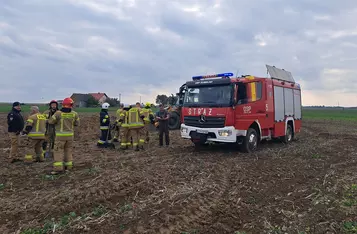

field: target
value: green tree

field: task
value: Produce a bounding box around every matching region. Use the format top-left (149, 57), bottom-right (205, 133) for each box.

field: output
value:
top-left (155, 94), bottom-right (168, 105)
top-left (106, 98), bottom-right (119, 107)
top-left (87, 96), bottom-right (99, 107)
top-left (167, 94), bottom-right (178, 106)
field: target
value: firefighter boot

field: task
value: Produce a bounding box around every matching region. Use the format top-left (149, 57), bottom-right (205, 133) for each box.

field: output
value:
top-left (24, 154), bottom-right (33, 164)
top-left (35, 153), bottom-right (44, 162)
top-left (134, 146), bottom-right (139, 151)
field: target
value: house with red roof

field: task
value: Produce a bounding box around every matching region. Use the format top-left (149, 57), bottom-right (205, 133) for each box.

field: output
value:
top-left (88, 92), bottom-right (109, 104)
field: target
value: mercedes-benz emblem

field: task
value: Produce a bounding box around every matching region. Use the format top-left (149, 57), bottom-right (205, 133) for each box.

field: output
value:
top-left (199, 114), bottom-right (206, 123)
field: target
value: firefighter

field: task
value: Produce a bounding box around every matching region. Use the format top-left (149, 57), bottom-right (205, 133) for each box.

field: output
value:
top-left (48, 97), bottom-right (80, 174)
top-left (97, 102), bottom-right (115, 148)
top-left (42, 100), bottom-right (59, 157)
top-left (7, 101), bottom-right (25, 163)
top-left (140, 102), bottom-right (154, 145)
top-left (21, 106), bottom-right (46, 163)
top-left (120, 104), bottom-right (131, 149)
top-left (127, 103), bottom-right (145, 151)
top-left (113, 103), bottom-right (124, 142)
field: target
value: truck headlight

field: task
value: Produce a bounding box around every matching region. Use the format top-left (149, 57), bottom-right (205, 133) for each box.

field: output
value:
top-left (218, 130), bottom-right (232, 137)
top-left (181, 127), bottom-right (188, 133)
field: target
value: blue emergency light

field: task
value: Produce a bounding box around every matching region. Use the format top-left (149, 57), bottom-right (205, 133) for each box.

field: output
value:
top-left (192, 73), bottom-right (234, 80)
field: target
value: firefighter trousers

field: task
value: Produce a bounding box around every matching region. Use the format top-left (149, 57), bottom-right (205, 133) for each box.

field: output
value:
top-left (139, 124), bottom-right (150, 144)
top-left (25, 139), bottom-right (45, 163)
top-left (113, 125), bottom-right (121, 141)
top-left (98, 129), bottom-right (112, 146)
top-left (120, 127), bottom-right (130, 149)
top-left (129, 128), bottom-right (140, 148)
top-left (53, 139), bottom-right (73, 172)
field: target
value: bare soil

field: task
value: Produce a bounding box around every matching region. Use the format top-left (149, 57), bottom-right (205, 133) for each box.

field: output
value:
top-left (1, 114), bottom-right (357, 234)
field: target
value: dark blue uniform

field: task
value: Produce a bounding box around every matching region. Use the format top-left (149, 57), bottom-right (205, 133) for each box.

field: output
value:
top-left (97, 109), bottom-right (114, 148)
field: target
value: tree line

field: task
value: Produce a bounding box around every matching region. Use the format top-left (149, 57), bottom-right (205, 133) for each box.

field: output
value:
top-left (155, 94), bottom-right (178, 106)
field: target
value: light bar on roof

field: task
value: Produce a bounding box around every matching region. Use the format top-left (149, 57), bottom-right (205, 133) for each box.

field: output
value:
top-left (192, 73), bottom-right (233, 80)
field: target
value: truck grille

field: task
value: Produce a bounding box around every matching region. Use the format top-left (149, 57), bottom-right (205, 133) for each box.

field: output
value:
top-left (184, 116), bottom-right (225, 128)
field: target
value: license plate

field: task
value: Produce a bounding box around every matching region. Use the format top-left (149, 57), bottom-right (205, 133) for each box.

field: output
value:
top-left (197, 129), bottom-right (208, 134)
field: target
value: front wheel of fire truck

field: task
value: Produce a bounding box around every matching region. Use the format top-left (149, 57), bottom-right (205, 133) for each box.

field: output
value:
top-left (241, 128), bottom-right (259, 153)
top-left (281, 124), bottom-right (294, 144)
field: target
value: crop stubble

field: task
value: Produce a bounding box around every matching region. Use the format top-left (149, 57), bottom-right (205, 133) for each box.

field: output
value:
top-left (0, 114), bottom-right (356, 234)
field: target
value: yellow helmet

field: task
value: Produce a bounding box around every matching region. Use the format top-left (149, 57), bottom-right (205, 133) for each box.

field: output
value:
top-left (145, 102), bottom-right (151, 108)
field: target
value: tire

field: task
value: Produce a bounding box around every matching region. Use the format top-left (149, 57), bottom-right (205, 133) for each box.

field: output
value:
top-left (168, 111), bottom-right (181, 130)
top-left (281, 124), bottom-right (293, 143)
top-left (241, 128), bottom-right (259, 153)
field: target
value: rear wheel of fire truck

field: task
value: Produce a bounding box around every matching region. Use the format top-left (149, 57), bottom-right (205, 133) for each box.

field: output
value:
top-left (168, 111), bottom-right (180, 130)
top-left (241, 128), bottom-right (259, 153)
top-left (281, 123), bottom-right (293, 144)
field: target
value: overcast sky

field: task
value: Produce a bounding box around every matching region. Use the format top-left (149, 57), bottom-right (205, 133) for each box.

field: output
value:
top-left (1, 0), bottom-right (357, 106)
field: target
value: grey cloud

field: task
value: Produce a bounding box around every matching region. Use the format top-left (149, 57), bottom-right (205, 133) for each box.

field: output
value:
top-left (0, 0), bottom-right (357, 104)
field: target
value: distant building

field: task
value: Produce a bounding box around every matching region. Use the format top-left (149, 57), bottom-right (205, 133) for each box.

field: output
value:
top-left (88, 92), bottom-right (109, 105)
top-left (70, 93), bottom-right (91, 108)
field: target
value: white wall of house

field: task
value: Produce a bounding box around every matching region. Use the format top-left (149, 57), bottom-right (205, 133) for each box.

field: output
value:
top-left (98, 96), bottom-right (107, 104)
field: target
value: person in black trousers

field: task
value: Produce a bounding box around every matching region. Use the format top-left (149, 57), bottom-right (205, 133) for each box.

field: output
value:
top-left (7, 101), bottom-right (24, 163)
top-left (155, 104), bottom-right (170, 147)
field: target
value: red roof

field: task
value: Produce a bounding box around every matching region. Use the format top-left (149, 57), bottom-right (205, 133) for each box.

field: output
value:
top-left (89, 92), bottom-right (107, 101)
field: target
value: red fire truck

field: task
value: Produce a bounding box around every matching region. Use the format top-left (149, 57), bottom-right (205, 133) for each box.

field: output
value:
top-left (180, 65), bottom-right (302, 153)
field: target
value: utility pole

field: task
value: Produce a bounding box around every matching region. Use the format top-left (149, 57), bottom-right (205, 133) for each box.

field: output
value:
top-left (119, 93), bottom-right (121, 103)
top-left (139, 96), bottom-right (141, 103)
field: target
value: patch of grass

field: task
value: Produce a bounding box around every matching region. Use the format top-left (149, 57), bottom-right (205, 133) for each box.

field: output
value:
top-left (0, 184), bottom-right (4, 190)
top-left (302, 108), bottom-right (357, 121)
top-left (342, 221), bottom-right (357, 233)
top-left (92, 205), bottom-right (107, 217)
top-left (342, 184), bottom-right (357, 207)
top-left (312, 153), bottom-right (322, 159)
top-left (39, 174), bottom-right (64, 181)
top-left (119, 203), bottom-right (133, 213)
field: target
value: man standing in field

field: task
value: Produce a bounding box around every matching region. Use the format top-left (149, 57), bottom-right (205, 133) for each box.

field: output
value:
top-left (42, 100), bottom-right (59, 157)
top-left (97, 102), bottom-right (115, 148)
top-left (156, 104), bottom-right (170, 147)
top-left (140, 102), bottom-right (155, 145)
top-left (48, 97), bottom-right (80, 174)
top-left (21, 106), bottom-right (46, 163)
top-left (113, 103), bottom-right (124, 142)
top-left (7, 101), bottom-right (24, 163)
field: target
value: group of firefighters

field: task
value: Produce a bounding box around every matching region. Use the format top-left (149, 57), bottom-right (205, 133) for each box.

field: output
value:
top-left (6, 98), bottom-right (170, 175)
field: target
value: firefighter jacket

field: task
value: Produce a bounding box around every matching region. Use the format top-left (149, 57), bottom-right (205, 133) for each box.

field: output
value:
top-left (122, 107), bottom-right (144, 129)
top-left (7, 108), bottom-right (24, 133)
top-left (100, 109), bottom-right (110, 130)
top-left (115, 108), bottom-right (124, 126)
top-left (43, 108), bottom-right (58, 135)
top-left (23, 113), bottom-right (46, 139)
top-left (119, 110), bottom-right (128, 128)
top-left (48, 108), bottom-right (80, 140)
top-left (141, 108), bottom-right (154, 124)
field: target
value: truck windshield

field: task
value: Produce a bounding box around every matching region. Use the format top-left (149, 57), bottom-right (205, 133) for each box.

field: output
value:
top-left (183, 85), bottom-right (233, 107)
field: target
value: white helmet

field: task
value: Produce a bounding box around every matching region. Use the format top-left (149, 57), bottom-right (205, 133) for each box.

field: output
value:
top-left (102, 102), bottom-right (110, 109)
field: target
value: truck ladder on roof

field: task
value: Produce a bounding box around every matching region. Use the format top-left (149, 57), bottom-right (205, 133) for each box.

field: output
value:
top-left (266, 64), bottom-right (295, 83)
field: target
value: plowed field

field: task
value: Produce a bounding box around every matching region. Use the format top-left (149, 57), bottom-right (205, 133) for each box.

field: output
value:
top-left (1, 113), bottom-right (357, 234)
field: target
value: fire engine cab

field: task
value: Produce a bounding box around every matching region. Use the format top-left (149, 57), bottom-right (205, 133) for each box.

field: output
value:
top-left (180, 65), bottom-right (302, 153)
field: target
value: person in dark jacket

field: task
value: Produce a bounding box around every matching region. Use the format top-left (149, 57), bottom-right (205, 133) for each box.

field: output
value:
top-left (97, 102), bottom-right (115, 148)
top-left (7, 101), bottom-right (25, 163)
top-left (156, 104), bottom-right (170, 147)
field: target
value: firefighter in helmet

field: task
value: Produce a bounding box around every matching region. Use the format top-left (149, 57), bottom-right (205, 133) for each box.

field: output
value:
top-left (48, 97), bottom-right (80, 174)
top-left (97, 102), bottom-right (114, 148)
top-left (139, 102), bottom-right (154, 145)
top-left (120, 104), bottom-right (131, 149)
top-left (42, 100), bottom-right (59, 157)
top-left (21, 106), bottom-right (47, 163)
top-left (126, 102), bottom-right (145, 151)
top-left (113, 103), bottom-right (124, 142)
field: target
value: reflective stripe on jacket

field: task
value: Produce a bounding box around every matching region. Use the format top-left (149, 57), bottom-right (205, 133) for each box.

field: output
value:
top-left (26, 114), bottom-right (46, 139)
top-left (100, 110), bottom-right (110, 130)
top-left (48, 109), bottom-right (80, 140)
top-left (123, 107), bottom-right (143, 128)
top-left (141, 108), bottom-right (153, 123)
